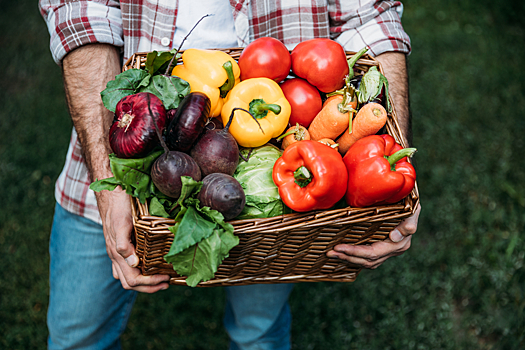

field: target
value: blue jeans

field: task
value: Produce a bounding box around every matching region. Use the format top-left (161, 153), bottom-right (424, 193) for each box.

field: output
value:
top-left (48, 203), bottom-right (294, 349)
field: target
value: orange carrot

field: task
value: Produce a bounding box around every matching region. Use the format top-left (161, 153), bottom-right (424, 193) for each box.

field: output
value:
top-left (308, 95), bottom-right (357, 141)
top-left (336, 102), bottom-right (387, 155)
top-left (317, 138), bottom-right (339, 153)
top-left (322, 95), bottom-right (340, 108)
top-left (279, 123), bottom-right (310, 150)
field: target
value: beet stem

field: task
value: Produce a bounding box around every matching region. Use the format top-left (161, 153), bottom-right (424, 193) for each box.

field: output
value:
top-left (229, 107), bottom-right (265, 134)
top-left (164, 14), bottom-right (213, 76)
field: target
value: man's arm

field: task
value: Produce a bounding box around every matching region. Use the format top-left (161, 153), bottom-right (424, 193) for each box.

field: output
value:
top-left (327, 51), bottom-right (421, 268)
top-left (62, 43), bottom-right (170, 292)
top-left (375, 52), bottom-right (412, 145)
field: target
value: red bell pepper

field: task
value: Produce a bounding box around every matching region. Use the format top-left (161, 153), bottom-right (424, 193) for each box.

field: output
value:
top-left (273, 140), bottom-right (348, 212)
top-left (343, 134), bottom-right (416, 207)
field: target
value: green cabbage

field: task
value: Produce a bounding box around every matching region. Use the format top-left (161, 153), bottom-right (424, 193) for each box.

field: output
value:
top-left (233, 144), bottom-right (291, 219)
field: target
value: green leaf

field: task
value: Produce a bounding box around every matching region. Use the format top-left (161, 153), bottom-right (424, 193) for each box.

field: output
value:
top-left (149, 197), bottom-right (171, 218)
top-left (100, 69), bottom-right (151, 112)
top-left (166, 228), bottom-right (239, 287)
top-left (139, 75), bottom-right (190, 110)
top-left (108, 150), bottom-right (163, 203)
top-left (89, 177), bottom-right (120, 192)
top-left (145, 51), bottom-right (180, 75)
top-left (175, 176), bottom-right (203, 207)
top-left (166, 206), bottom-right (217, 256)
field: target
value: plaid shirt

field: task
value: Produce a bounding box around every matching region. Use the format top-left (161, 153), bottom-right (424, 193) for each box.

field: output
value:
top-left (39, 0), bottom-right (411, 224)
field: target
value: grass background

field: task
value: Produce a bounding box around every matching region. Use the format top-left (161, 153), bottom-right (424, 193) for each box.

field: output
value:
top-left (1, 0), bottom-right (524, 348)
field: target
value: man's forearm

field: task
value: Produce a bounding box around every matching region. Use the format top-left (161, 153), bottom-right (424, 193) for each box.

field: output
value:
top-left (375, 52), bottom-right (412, 145)
top-left (62, 43), bottom-right (121, 181)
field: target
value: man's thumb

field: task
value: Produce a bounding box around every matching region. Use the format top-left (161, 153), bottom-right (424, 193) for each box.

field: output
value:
top-left (115, 235), bottom-right (138, 267)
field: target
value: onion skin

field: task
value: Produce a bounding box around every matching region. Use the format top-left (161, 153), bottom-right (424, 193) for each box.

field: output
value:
top-left (109, 92), bottom-right (167, 159)
top-left (166, 92), bottom-right (211, 153)
top-left (151, 151), bottom-right (202, 199)
top-left (198, 173), bottom-right (246, 221)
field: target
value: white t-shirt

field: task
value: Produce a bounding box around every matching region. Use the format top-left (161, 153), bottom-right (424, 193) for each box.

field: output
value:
top-left (173, 0), bottom-right (238, 50)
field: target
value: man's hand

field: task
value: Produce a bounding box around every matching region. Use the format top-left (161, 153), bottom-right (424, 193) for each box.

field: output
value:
top-left (326, 52), bottom-right (420, 269)
top-left (96, 188), bottom-right (171, 292)
top-left (62, 43), bottom-right (170, 292)
top-left (327, 204), bottom-right (421, 268)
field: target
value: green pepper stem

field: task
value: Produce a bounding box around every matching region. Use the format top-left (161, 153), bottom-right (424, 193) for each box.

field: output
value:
top-left (293, 166), bottom-right (312, 188)
top-left (249, 98), bottom-right (281, 119)
top-left (385, 148), bottom-right (417, 169)
top-left (219, 61), bottom-right (235, 98)
top-left (254, 102), bottom-right (281, 115)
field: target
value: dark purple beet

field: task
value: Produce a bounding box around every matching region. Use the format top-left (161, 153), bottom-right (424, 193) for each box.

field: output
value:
top-left (198, 173), bottom-right (246, 221)
top-left (151, 151), bottom-right (201, 198)
top-left (190, 107), bottom-right (241, 176)
top-left (109, 92), bottom-right (167, 158)
top-left (166, 92), bottom-right (211, 153)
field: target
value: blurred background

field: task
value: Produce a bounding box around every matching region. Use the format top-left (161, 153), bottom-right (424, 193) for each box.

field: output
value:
top-left (1, 0), bottom-right (524, 348)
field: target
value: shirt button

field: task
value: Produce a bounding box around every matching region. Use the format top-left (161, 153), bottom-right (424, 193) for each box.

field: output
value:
top-left (161, 37), bottom-right (170, 47)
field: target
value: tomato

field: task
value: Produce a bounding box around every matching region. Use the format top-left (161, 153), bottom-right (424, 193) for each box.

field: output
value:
top-left (238, 37), bottom-right (291, 83)
top-left (279, 78), bottom-right (322, 128)
top-left (291, 38), bottom-right (349, 93)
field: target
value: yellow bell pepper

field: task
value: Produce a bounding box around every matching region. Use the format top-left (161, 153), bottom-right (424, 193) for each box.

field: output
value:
top-left (221, 78), bottom-right (291, 148)
top-left (172, 49), bottom-right (241, 117)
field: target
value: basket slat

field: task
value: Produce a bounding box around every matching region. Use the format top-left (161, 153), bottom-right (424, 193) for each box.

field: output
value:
top-left (125, 49), bottom-right (419, 287)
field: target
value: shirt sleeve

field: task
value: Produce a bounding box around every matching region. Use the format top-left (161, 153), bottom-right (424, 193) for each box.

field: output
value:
top-left (328, 0), bottom-right (411, 56)
top-left (39, 0), bottom-right (124, 65)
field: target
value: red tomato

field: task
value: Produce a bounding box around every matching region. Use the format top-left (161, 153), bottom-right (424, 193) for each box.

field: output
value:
top-left (291, 38), bottom-right (349, 93)
top-left (279, 78), bottom-right (322, 128)
top-left (239, 37), bottom-right (291, 83)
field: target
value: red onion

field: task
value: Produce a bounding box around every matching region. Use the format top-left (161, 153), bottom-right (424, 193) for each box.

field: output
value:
top-left (109, 92), bottom-right (167, 158)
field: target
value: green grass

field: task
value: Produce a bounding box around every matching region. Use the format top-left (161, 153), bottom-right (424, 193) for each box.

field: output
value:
top-left (1, 0), bottom-right (524, 349)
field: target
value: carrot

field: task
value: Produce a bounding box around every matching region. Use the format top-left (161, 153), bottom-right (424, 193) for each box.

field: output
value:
top-left (336, 102), bottom-right (387, 155)
top-left (308, 95), bottom-right (357, 141)
top-left (279, 123), bottom-right (310, 150)
top-left (317, 138), bottom-right (339, 153)
top-left (322, 95), bottom-right (340, 108)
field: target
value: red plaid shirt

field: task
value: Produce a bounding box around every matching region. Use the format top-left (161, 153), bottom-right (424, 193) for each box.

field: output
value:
top-left (39, 0), bottom-right (411, 224)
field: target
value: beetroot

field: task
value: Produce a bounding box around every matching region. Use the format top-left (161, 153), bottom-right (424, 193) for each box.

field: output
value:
top-left (109, 92), bottom-right (167, 158)
top-left (198, 173), bottom-right (246, 220)
top-left (151, 151), bottom-right (201, 198)
top-left (190, 107), bottom-right (240, 176)
top-left (166, 92), bottom-right (211, 153)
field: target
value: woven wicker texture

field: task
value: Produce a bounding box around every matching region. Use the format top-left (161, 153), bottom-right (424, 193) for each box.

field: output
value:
top-left (125, 49), bottom-right (420, 286)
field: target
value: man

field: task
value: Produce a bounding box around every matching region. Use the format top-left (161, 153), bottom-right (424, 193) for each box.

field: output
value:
top-left (39, 0), bottom-right (420, 348)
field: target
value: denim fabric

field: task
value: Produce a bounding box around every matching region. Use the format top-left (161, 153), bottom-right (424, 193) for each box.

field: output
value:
top-left (48, 203), bottom-right (137, 349)
top-left (224, 284), bottom-right (294, 350)
top-left (47, 203), bottom-right (294, 349)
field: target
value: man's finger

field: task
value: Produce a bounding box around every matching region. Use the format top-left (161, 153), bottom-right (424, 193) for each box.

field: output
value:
top-left (327, 236), bottom-right (412, 268)
top-left (112, 260), bottom-right (171, 293)
top-left (390, 203), bottom-right (421, 242)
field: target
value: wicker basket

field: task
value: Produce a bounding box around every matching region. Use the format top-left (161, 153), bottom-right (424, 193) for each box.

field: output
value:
top-left (124, 48), bottom-right (420, 287)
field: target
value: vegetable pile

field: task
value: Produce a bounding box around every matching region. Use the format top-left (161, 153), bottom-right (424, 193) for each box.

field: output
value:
top-left (90, 36), bottom-right (417, 286)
